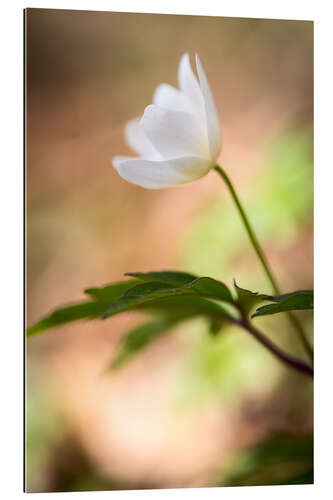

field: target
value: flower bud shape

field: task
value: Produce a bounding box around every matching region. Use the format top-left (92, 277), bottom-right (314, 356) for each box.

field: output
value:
top-left (113, 53), bottom-right (221, 188)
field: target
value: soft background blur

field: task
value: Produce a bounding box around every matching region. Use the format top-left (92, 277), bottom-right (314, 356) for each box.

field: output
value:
top-left (26, 8), bottom-right (313, 492)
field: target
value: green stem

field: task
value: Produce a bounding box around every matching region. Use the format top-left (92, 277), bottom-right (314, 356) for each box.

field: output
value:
top-left (214, 165), bottom-right (313, 362)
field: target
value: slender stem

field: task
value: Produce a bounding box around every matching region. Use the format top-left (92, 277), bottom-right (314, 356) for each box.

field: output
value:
top-left (237, 317), bottom-right (313, 378)
top-left (214, 165), bottom-right (313, 362)
top-left (214, 165), bottom-right (277, 292)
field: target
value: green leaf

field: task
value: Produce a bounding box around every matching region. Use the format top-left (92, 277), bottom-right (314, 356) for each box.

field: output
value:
top-left (27, 280), bottom-right (138, 336)
top-left (110, 319), bottom-right (178, 370)
top-left (101, 281), bottom-right (177, 318)
top-left (84, 279), bottom-right (138, 300)
top-left (252, 290), bottom-right (313, 318)
top-left (127, 272), bottom-right (233, 303)
top-left (185, 277), bottom-right (234, 303)
top-left (125, 270), bottom-right (198, 286)
top-left (267, 289), bottom-right (313, 304)
top-left (234, 281), bottom-right (269, 315)
top-left (27, 301), bottom-right (108, 337)
top-left (27, 272), bottom-right (236, 338)
top-left (102, 277), bottom-right (234, 319)
top-left (27, 277), bottom-right (233, 336)
top-left (138, 295), bottom-right (232, 320)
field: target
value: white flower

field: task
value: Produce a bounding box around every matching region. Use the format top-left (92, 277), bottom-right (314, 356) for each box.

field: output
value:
top-left (113, 53), bottom-right (221, 189)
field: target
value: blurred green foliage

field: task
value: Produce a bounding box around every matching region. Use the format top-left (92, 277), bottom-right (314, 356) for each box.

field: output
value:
top-left (172, 321), bottom-right (280, 407)
top-left (181, 130), bottom-right (313, 285)
top-left (220, 434), bottom-right (313, 486)
top-left (26, 386), bottom-right (65, 492)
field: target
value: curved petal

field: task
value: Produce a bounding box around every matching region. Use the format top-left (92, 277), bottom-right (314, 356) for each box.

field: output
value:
top-left (153, 83), bottom-right (193, 114)
top-left (178, 53), bottom-right (205, 120)
top-left (195, 54), bottom-right (221, 160)
top-left (125, 118), bottom-right (161, 160)
top-left (141, 104), bottom-right (209, 160)
top-left (114, 156), bottom-right (212, 189)
top-left (112, 156), bottom-right (135, 169)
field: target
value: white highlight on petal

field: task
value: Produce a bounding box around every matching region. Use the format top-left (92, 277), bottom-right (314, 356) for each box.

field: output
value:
top-left (178, 53), bottom-right (205, 121)
top-left (114, 156), bottom-right (212, 189)
top-left (195, 53), bottom-right (221, 160)
top-left (125, 118), bottom-right (161, 160)
top-left (153, 83), bottom-right (193, 115)
top-left (141, 104), bottom-right (209, 161)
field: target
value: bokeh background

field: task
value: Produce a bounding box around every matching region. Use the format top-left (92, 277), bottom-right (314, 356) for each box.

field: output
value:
top-left (26, 8), bottom-right (313, 492)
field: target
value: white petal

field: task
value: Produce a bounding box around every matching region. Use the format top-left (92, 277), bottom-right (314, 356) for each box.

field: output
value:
top-left (125, 118), bottom-right (161, 160)
top-left (114, 156), bottom-right (212, 189)
top-left (141, 104), bottom-right (209, 160)
top-left (178, 53), bottom-right (205, 120)
top-left (195, 54), bottom-right (221, 161)
top-left (153, 83), bottom-right (193, 114)
top-left (112, 156), bottom-right (134, 169)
